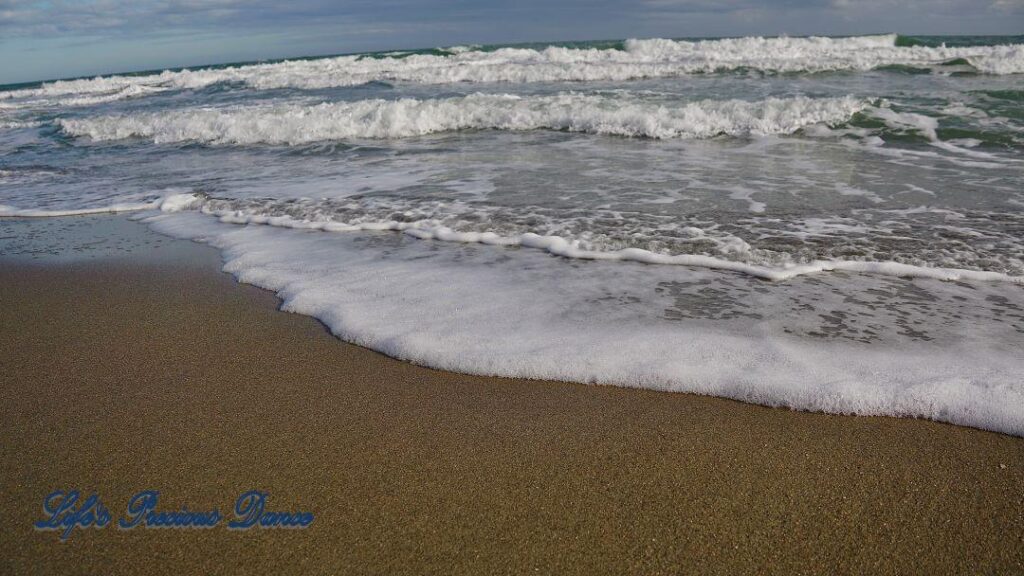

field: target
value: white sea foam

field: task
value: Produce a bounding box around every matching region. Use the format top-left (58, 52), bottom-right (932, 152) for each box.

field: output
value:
top-left (195, 203), bottom-right (1024, 285)
top-left (2, 35), bottom-right (1021, 110)
top-left (865, 106), bottom-right (1016, 160)
top-left (141, 211), bottom-right (1024, 436)
top-left (0, 192), bottom-right (196, 217)
top-left (0, 83), bottom-right (168, 111)
top-left (57, 94), bottom-right (871, 144)
top-left (0, 120), bottom-right (42, 130)
top-left (16, 185), bottom-right (1017, 286)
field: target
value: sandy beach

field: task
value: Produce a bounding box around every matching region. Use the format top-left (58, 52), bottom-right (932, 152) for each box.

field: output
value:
top-left (0, 215), bottom-right (1021, 574)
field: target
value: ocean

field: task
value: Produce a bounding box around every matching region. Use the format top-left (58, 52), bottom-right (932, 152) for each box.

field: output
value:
top-left (1, 33), bottom-right (1022, 434)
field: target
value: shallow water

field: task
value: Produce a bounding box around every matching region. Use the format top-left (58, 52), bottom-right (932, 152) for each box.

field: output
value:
top-left (2, 34), bottom-right (1022, 434)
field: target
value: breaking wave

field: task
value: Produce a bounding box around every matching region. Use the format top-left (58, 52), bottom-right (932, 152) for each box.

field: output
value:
top-left (2, 34), bottom-right (1022, 109)
top-left (57, 93), bottom-right (871, 144)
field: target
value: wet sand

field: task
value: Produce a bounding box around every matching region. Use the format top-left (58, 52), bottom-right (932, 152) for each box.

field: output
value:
top-left (1, 217), bottom-right (1022, 575)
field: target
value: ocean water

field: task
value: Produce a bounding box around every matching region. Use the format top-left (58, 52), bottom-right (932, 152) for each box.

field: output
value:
top-left (2, 34), bottom-right (1023, 434)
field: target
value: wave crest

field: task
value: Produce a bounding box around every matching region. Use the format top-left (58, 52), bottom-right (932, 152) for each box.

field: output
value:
top-left (57, 93), bottom-right (870, 144)
top-left (2, 34), bottom-right (1022, 110)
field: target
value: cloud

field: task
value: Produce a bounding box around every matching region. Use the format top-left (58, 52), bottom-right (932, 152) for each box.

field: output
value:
top-left (1, 1), bottom-right (390, 36)
top-left (643, 0), bottom-right (831, 10)
top-left (2, 0), bottom-right (1020, 40)
top-left (828, 0), bottom-right (1023, 14)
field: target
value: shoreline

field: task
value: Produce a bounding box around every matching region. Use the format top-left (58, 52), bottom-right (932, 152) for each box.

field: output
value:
top-left (2, 215), bottom-right (1023, 574)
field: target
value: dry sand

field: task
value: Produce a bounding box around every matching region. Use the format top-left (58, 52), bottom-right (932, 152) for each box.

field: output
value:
top-left (1, 218), bottom-right (1022, 575)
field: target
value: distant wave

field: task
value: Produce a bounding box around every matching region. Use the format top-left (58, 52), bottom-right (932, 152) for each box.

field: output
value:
top-left (57, 93), bottom-right (871, 144)
top-left (2, 34), bottom-right (1022, 110)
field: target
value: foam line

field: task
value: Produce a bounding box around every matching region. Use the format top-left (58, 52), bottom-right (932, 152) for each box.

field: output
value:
top-left (0, 193), bottom-right (198, 218)
top-left (189, 198), bottom-right (1024, 286)
top-left (0, 201), bottom-right (160, 217)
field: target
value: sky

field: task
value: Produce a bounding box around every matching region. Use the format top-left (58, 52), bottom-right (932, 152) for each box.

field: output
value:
top-left (1, 0), bottom-right (1022, 85)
